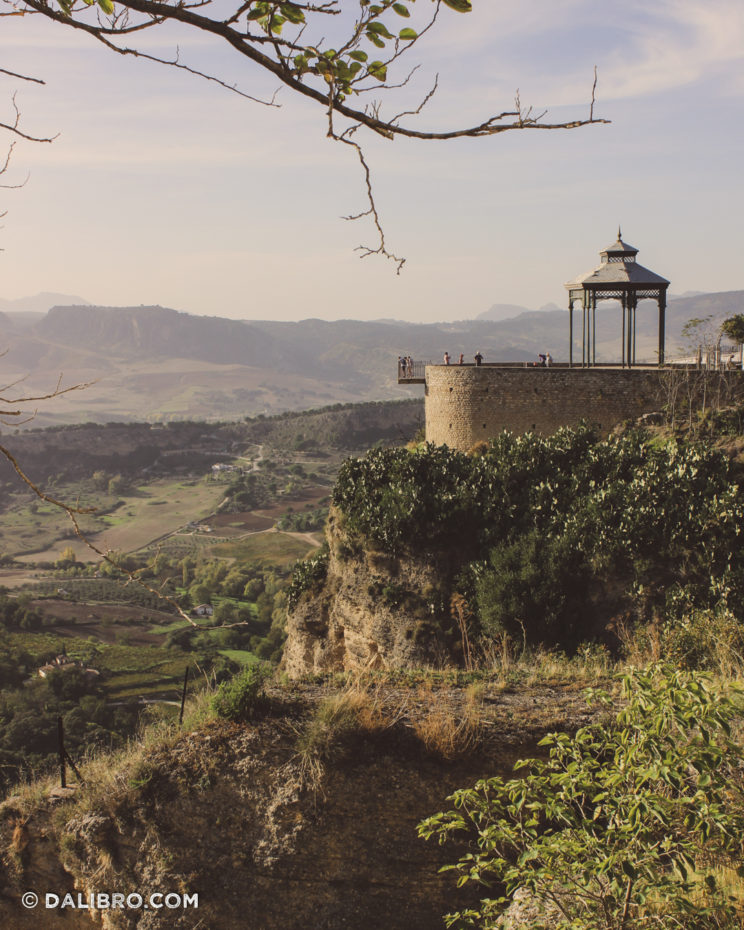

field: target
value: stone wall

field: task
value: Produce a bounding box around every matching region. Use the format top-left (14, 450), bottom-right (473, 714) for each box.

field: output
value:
top-left (425, 366), bottom-right (665, 451)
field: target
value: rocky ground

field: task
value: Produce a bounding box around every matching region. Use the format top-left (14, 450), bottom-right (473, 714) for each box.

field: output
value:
top-left (0, 677), bottom-right (611, 930)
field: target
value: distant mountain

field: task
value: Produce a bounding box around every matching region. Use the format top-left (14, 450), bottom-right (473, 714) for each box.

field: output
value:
top-left (476, 303), bottom-right (531, 321)
top-left (0, 292), bottom-right (740, 426)
top-left (0, 292), bottom-right (90, 313)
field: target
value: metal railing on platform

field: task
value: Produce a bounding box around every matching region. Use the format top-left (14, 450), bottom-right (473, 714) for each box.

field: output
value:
top-left (666, 344), bottom-right (743, 370)
top-left (398, 359), bottom-right (430, 380)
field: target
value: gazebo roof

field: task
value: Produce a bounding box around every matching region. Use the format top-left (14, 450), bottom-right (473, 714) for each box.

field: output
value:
top-left (566, 261), bottom-right (670, 289)
top-left (600, 230), bottom-right (639, 257)
top-left (565, 229), bottom-right (669, 292)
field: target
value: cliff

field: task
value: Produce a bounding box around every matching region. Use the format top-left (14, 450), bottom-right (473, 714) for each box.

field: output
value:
top-left (0, 682), bottom-right (599, 930)
top-left (284, 507), bottom-right (459, 677)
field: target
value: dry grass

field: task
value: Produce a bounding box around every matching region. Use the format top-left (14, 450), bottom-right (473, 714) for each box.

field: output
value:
top-left (296, 686), bottom-right (391, 759)
top-left (412, 706), bottom-right (481, 760)
top-left (294, 683), bottom-right (406, 790)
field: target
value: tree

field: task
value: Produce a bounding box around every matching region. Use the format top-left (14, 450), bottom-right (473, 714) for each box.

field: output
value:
top-left (12, 0), bottom-right (607, 268)
top-left (419, 664), bottom-right (744, 930)
top-left (722, 315), bottom-right (744, 346)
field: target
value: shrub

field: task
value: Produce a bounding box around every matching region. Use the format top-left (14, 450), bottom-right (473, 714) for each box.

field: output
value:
top-left (419, 664), bottom-right (744, 930)
top-left (286, 546), bottom-right (329, 610)
top-left (212, 664), bottom-right (272, 721)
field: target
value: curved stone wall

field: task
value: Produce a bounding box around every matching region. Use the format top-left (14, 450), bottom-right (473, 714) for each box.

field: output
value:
top-left (425, 366), bottom-right (664, 451)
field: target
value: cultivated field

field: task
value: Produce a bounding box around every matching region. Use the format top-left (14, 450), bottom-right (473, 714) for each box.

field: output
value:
top-left (15, 478), bottom-right (225, 563)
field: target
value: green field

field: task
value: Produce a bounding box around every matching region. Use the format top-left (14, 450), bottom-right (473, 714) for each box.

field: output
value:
top-left (218, 649), bottom-right (260, 665)
top-left (14, 478), bottom-right (226, 564)
top-left (212, 531), bottom-right (318, 566)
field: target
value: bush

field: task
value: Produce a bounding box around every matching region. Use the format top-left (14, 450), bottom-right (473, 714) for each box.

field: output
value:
top-left (212, 664), bottom-right (272, 721)
top-left (286, 546), bottom-right (329, 610)
top-left (332, 425), bottom-right (744, 653)
top-left (419, 664), bottom-right (744, 930)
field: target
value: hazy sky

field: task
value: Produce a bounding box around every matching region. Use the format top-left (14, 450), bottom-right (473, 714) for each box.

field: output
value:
top-left (2, 1), bottom-right (743, 322)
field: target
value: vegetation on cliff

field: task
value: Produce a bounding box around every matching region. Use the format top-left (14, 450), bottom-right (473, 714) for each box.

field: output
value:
top-left (326, 423), bottom-right (744, 662)
top-left (421, 664), bottom-right (744, 929)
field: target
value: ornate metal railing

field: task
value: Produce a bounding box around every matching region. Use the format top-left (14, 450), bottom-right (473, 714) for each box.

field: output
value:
top-left (397, 359), bottom-right (430, 381)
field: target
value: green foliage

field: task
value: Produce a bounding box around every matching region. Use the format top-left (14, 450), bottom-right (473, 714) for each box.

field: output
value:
top-left (333, 425), bottom-right (744, 650)
top-left (474, 531), bottom-right (587, 644)
top-left (419, 664), bottom-right (744, 929)
top-left (722, 314), bottom-right (744, 345)
top-left (287, 546), bottom-right (329, 610)
top-left (212, 663), bottom-right (272, 721)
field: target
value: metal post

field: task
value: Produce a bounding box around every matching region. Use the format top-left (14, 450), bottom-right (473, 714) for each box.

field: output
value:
top-left (582, 303), bottom-right (586, 367)
top-left (57, 716), bottom-right (66, 789)
top-left (632, 299), bottom-right (637, 366)
top-left (569, 301), bottom-right (573, 368)
top-left (592, 292), bottom-right (597, 365)
top-left (179, 667), bottom-right (189, 726)
top-left (658, 292), bottom-right (666, 366)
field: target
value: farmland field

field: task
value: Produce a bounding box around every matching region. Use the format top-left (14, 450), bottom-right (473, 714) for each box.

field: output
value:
top-left (15, 478), bottom-right (225, 563)
top-left (211, 530), bottom-right (318, 567)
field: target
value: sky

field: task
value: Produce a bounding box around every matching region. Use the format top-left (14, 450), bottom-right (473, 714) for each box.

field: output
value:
top-left (1, 0), bottom-right (743, 323)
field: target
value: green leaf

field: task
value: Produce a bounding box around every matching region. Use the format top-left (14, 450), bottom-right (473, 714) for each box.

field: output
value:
top-left (393, 2), bottom-right (411, 15)
top-left (367, 20), bottom-right (393, 37)
top-left (368, 61), bottom-right (388, 81)
top-left (349, 50), bottom-right (369, 62)
top-left (442, 0), bottom-right (472, 10)
top-left (398, 27), bottom-right (417, 40)
top-left (280, 2), bottom-right (305, 24)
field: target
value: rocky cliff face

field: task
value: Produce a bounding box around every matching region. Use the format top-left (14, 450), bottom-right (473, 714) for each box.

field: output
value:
top-left (284, 508), bottom-right (456, 677)
top-left (0, 682), bottom-right (597, 930)
top-left (3, 720), bottom-right (475, 930)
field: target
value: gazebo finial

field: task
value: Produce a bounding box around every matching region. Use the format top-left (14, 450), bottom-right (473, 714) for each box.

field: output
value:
top-left (618, 224), bottom-right (622, 241)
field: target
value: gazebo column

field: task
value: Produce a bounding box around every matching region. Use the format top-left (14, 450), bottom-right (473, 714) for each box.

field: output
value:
top-left (568, 299), bottom-right (574, 367)
top-left (582, 298), bottom-right (587, 367)
top-left (626, 295), bottom-right (634, 368)
top-left (621, 293), bottom-right (627, 368)
top-left (632, 297), bottom-right (637, 365)
top-left (592, 292), bottom-right (597, 365)
top-left (658, 292), bottom-right (666, 365)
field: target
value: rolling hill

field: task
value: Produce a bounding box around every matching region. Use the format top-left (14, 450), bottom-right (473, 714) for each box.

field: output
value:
top-left (0, 292), bottom-right (741, 426)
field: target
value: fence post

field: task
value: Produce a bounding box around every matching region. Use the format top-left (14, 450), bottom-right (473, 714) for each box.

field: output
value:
top-left (57, 716), bottom-right (66, 789)
top-left (179, 667), bottom-right (189, 726)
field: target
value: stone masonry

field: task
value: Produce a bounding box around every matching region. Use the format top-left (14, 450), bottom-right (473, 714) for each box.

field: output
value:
top-left (425, 365), bottom-right (665, 451)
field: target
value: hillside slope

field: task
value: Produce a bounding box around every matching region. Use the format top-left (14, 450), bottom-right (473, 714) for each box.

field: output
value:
top-left (0, 681), bottom-right (598, 930)
top-left (1, 292), bottom-right (741, 425)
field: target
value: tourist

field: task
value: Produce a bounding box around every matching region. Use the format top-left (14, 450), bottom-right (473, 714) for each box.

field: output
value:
top-left (546, 352), bottom-right (552, 367)
top-left (474, 351), bottom-right (483, 366)
top-left (538, 353), bottom-right (547, 367)
top-left (443, 352), bottom-right (450, 365)
top-left (458, 353), bottom-right (464, 365)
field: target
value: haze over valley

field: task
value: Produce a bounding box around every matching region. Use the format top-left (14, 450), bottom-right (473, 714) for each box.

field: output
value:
top-left (2, 290), bottom-right (741, 426)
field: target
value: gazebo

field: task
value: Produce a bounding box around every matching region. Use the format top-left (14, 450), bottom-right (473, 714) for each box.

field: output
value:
top-left (565, 230), bottom-right (670, 367)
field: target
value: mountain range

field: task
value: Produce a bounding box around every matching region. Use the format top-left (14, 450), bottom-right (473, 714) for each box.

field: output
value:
top-left (0, 291), bottom-right (741, 426)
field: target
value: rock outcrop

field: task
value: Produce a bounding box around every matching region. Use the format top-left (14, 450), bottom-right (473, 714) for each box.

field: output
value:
top-left (284, 508), bottom-right (455, 677)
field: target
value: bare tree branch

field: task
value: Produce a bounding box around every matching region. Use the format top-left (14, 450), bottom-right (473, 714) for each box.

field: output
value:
top-left (4, 0), bottom-right (609, 266)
